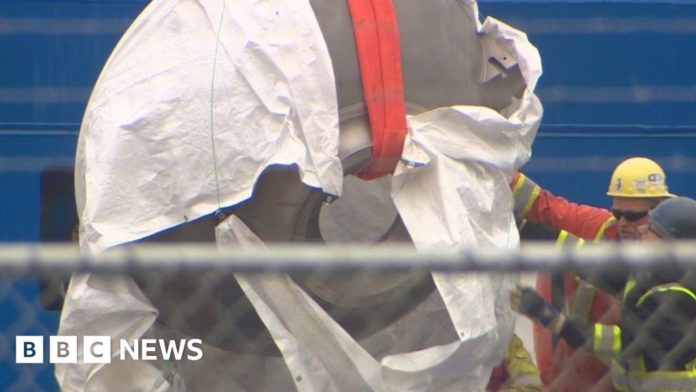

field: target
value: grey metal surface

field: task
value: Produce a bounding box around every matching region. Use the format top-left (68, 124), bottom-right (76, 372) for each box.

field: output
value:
top-left (309, 0), bottom-right (526, 112)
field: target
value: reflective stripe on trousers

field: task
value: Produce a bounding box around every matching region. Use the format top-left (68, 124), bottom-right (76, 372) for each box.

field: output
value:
top-left (593, 324), bottom-right (622, 359)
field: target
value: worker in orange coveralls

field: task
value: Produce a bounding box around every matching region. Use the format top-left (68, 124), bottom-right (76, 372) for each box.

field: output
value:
top-left (510, 157), bottom-right (676, 391)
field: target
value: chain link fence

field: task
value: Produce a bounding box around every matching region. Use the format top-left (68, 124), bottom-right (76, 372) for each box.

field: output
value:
top-left (1, 243), bottom-right (695, 391)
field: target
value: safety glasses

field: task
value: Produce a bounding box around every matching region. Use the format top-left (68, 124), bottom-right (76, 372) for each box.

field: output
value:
top-left (611, 209), bottom-right (649, 222)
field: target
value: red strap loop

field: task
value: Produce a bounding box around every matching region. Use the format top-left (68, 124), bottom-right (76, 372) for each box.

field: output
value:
top-left (346, 0), bottom-right (408, 179)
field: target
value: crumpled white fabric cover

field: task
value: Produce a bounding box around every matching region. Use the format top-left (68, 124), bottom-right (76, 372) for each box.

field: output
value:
top-left (216, 216), bottom-right (512, 392)
top-left (387, 9), bottom-right (542, 384)
top-left (59, 0), bottom-right (542, 390)
top-left (217, 8), bottom-right (543, 391)
top-left (62, 0), bottom-right (340, 389)
top-left (74, 0), bottom-right (342, 254)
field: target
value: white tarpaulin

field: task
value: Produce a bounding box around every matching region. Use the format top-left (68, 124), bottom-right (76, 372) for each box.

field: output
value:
top-left (59, 0), bottom-right (542, 390)
top-left (74, 0), bottom-right (342, 254)
top-left (215, 216), bottom-right (519, 391)
top-left (390, 13), bottom-right (542, 381)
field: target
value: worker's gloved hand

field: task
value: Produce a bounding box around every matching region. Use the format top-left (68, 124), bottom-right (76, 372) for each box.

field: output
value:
top-left (510, 285), bottom-right (560, 327)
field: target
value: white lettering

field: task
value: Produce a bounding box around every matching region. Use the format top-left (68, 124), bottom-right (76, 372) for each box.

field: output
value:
top-left (140, 339), bottom-right (157, 361)
top-left (158, 339), bottom-right (186, 361)
top-left (119, 339), bottom-right (139, 360)
top-left (186, 339), bottom-right (203, 361)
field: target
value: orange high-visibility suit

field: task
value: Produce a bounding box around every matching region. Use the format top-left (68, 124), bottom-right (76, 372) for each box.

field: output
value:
top-left (512, 172), bottom-right (621, 392)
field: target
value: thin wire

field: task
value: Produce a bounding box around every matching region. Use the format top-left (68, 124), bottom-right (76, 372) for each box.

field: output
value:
top-left (209, 0), bottom-right (227, 215)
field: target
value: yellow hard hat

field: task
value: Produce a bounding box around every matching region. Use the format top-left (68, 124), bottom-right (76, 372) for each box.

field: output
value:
top-left (606, 157), bottom-right (676, 198)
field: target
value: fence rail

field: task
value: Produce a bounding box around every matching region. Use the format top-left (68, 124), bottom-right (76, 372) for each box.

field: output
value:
top-left (1, 242), bottom-right (695, 274)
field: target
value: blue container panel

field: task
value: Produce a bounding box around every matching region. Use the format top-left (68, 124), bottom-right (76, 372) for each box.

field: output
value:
top-left (0, 0), bottom-right (147, 125)
top-left (481, 1), bottom-right (696, 128)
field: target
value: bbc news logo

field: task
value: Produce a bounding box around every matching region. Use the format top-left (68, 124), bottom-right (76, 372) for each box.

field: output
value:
top-left (16, 336), bottom-right (203, 364)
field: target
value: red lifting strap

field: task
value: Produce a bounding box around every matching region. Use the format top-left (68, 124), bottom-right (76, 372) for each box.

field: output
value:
top-left (346, 0), bottom-right (408, 179)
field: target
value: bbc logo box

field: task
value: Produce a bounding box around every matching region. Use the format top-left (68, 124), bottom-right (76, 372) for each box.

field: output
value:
top-left (16, 336), bottom-right (111, 364)
top-left (16, 336), bottom-right (44, 364)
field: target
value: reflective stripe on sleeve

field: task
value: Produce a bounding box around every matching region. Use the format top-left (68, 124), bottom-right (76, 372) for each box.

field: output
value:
top-left (555, 230), bottom-right (585, 249)
top-left (637, 284), bottom-right (696, 306)
top-left (623, 278), bottom-right (637, 301)
top-left (556, 229), bottom-right (568, 246)
top-left (513, 174), bottom-right (541, 221)
top-left (593, 216), bottom-right (617, 242)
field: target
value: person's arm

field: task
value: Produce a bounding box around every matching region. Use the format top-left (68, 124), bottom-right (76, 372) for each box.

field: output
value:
top-left (512, 173), bottom-right (617, 241)
top-left (510, 286), bottom-right (617, 355)
top-left (626, 282), bottom-right (696, 371)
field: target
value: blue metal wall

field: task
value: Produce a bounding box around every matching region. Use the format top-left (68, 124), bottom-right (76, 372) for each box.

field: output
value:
top-left (1, 0), bottom-right (695, 390)
top-left (481, 0), bottom-right (696, 207)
